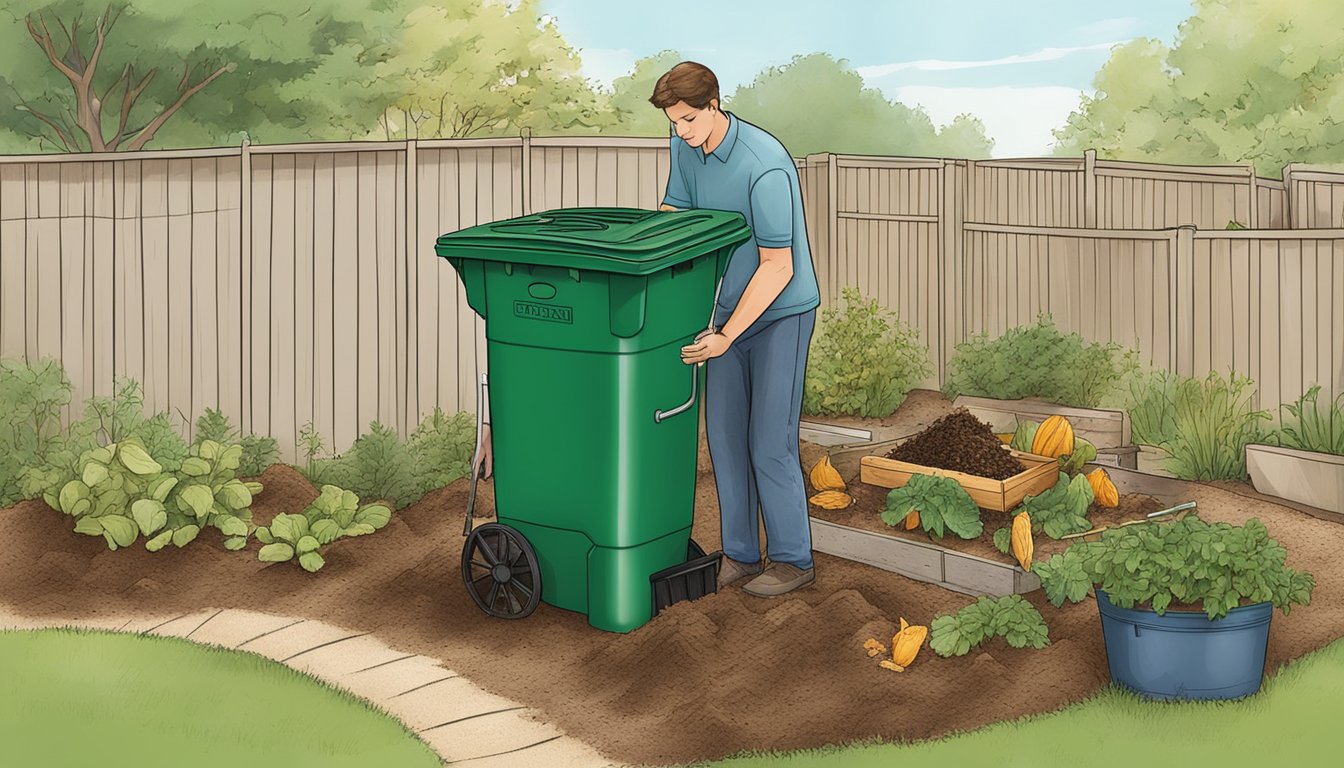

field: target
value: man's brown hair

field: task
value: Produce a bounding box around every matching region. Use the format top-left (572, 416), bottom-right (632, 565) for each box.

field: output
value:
top-left (649, 62), bottom-right (720, 110)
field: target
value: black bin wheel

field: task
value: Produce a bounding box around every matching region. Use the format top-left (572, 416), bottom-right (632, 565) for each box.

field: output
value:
top-left (462, 523), bottom-right (541, 619)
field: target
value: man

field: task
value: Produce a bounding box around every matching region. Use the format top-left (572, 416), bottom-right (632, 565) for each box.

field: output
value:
top-left (651, 61), bottom-right (821, 597)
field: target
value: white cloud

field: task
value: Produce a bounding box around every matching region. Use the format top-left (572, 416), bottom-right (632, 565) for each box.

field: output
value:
top-left (889, 85), bottom-right (1092, 158)
top-left (577, 47), bottom-right (638, 90)
top-left (856, 40), bottom-right (1131, 78)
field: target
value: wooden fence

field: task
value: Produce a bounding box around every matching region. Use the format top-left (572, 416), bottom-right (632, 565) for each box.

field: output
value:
top-left (3, 138), bottom-right (1343, 461)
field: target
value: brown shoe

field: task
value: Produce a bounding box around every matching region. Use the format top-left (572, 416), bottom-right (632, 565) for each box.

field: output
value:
top-left (717, 557), bottom-right (764, 588)
top-left (742, 562), bottom-right (815, 598)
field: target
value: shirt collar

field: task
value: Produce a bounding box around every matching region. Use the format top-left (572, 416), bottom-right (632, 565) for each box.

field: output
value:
top-left (695, 110), bottom-right (738, 164)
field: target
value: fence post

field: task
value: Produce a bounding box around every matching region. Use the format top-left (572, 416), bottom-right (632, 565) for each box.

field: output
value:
top-left (239, 137), bottom-right (252, 436)
top-left (403, 137), bottom-right (418, 437)
top-left (1172, 225), bottom-right (1196, 377)
top-left (826, 152), bottom-right (838, 304)
top-left (1282, 162), bottom-right (1296, 229)
top-left (520, 127), bottom-right (532, 216)
top-left (1084, 149), bottom-right (1097, 228)
top-left (938, 159), bottom-right (965, 388)
top-left (1247, 163), bottom-right (1259, 229)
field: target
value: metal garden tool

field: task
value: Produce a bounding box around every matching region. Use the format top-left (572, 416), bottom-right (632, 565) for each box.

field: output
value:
top-left (1060, 501), bottom-right (1197, 542)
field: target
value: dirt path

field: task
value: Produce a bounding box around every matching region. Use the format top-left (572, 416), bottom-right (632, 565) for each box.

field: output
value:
top-left (2, 391), bottom-right (1341, 765)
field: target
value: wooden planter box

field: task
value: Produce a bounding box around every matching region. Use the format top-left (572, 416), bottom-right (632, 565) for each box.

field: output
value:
top-left (809, 518), bottom-right (1040, 597)
top-left (1246, 444), bottom-right (1344, 515)
top-left (859, 450), bottom-right (1059, 512)
top-left (953, 395), bottom-right (1131, 449)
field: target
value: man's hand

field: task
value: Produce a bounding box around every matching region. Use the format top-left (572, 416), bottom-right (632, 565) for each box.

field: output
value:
top-left (473, 424), bottom-right (493, 479)
top-left (681, 330), bottom-right (730, 365)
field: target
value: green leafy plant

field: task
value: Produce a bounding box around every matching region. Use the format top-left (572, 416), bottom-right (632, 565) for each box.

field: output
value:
top-left (803, 286), bottom-right (932, 419)
top-left (42, 435), bottom-right (260, 552)
top-left (929, 595), bottom-right (1050, 657)
top-left (881, 473), bottom-right (983, 539)
top-left (943, 313), bottom-right (1138, 408)
top-left (305, 422), bottom-right (419, 509)
top-left (408, 408), bottom-right (476, 496)
top-left (1163, 371), bottom-right (1271, 480)
top-left (297, 420), bottom-right (326, 477)
top-left (256, 485), bottom-right (392, 572)
top-left (161, 440), bottom-right (263, 552)
top-left (1034, 514), bottom-right (1315, 621)
top-left (1271, 384), bottom-right (1344, 456)
top-left (1017, 473), bottom-right (1094, 539)
top-left (0, 358), bottom-right (74, 507)
top-left (193, 408), bottom-right (279, 477)
top-left (1125, 368), bottom-right (1180, 447)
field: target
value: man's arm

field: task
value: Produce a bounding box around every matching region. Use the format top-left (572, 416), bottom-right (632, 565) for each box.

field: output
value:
top-left (717, 168), bottom-right (795, 342)
top-left (718, 247), bottom-right (792, 342)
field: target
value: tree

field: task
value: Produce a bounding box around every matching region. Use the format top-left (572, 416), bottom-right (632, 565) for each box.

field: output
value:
top-left (724, 53), bottom-right (994, 158)
top-left (1051, 0), bottom-right (1344, 177)
top-left (378, 0), bottom-right (612, 140)
top-left (606, 50), bottom-right (685, 136)
top-left (0, 0), bottom-right (410, 152)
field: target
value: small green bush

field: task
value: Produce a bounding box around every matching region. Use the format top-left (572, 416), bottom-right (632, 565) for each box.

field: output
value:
top-left (256, 484), bottom-right (392, 572)
top-left (1271, 384), bottom-right (1344, 456)
top-left (193, 408), bottom-right (279, 477)
top-left (1160, 370), bottom-right (1271, 481)
top-left (408, 407), bottom-right (476, 495)
top-left (1125, 368), bottom-right (1180, 446)
top-left (0, 358), bottom-right (74, 507)
top-left (943, 313), bottom-right (1137, 408)
top-left (802, 286), bottom-right (932, 419)
top-left (929, 595), bottom-right (1050, 657)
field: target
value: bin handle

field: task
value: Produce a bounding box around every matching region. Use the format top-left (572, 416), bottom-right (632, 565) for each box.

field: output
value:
top-left (464, 373), bottom-right (489, 537)
top-left (654, 269), bottom-right (725, 424)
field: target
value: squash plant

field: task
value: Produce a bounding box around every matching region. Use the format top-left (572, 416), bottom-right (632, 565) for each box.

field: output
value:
top-left (256, 484), bottom-right (392, 572)
top-left (881, 473), bottom-right (982, 539)
top-left (1034, 514), bottom-right (1315, 621)
top-left (929, 595), bottom-right (1050, 657)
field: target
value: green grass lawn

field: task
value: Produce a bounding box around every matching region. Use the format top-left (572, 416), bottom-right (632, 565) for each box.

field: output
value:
top-left (0, 628), bottom-right (441, 768)
top-left (702, 637), bottom-right (1344, 768)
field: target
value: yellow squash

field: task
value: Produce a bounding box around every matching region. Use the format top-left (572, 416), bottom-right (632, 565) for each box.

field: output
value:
top-left (809, 456), bottom-right (845, 492)
top-left (905, 510), bottom-right (920, 530)
top-left (1087, 468), bottom-right (1119, 507)
top-left (1011, 511), bottom-right (1034, 572)
top-left (880, 617), bottom-right (929, 672)
top-left (809, 490), bottom-right (853, 510)
top-left (1031, 415), bottom-right (1075, 459)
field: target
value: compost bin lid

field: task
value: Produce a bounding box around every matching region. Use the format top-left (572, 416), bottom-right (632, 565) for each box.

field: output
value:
top-left (434, 207), bottom-right (752, 276)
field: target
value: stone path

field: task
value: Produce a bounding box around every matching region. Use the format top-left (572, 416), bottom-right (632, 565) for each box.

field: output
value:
top-left (0, 607), bottom-right (621, 768)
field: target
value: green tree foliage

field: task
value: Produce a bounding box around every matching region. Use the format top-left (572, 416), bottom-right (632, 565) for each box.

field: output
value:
top-left (0, 0), bottom-right (412, 152)
top-left (378, 0), bottom-right (613, 140)
top-left (1052, 0), bottom-right (1344, 177)
top-left (606, 50), bottom-right (685, 136)
top-left (725, 54), bottom-right (994, 158)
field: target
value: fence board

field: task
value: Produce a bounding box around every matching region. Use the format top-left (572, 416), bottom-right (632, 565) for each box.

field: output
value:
top-left (270, 154), bottom-right (297, 457)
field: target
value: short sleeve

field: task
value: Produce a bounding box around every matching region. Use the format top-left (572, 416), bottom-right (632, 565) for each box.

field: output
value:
top-left (662, 137), bottom-right (692, 209)
top-left (749, 169), bottom-right (793, 248)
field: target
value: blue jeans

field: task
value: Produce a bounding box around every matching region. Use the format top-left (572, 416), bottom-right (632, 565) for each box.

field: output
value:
top-left (705, 309), bottom-right (816, 570)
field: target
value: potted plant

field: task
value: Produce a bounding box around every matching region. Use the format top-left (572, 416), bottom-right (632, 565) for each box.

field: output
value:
top-left (1246, 385), bottom-right (1344, 514)
top-left (943, 314), bottom-right (1138, 450)
top-left (1034, 514), bottom-right (1314, 701)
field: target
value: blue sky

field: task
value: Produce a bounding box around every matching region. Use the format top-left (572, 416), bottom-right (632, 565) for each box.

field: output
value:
top-left (537, 0), bottom-right (1195, 157)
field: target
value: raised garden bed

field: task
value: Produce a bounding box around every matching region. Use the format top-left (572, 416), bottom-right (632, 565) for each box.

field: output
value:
top-left (1246, 444), bottom-right (1344, 515)
top-left (861, 452), bottom-right (1057, 513)
top-left (953, 394), bottom-right (1131, 449)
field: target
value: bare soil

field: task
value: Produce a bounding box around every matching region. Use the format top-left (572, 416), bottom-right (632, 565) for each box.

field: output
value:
top-left (2, 395), bottom-right (1342, 765)
top-left (884, 408), bottom-right (1026, 480)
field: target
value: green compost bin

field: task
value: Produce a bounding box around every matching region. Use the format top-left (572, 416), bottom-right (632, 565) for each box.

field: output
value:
top-left (435, 207), bottom-right (752, 633)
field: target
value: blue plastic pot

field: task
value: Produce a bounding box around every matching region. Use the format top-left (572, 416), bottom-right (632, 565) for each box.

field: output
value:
top-left (1095, 589), bottom-right (1272, 701)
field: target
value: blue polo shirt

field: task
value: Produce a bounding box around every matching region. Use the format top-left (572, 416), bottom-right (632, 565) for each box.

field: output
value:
top-left (662, 111), bottom-right (820, 328)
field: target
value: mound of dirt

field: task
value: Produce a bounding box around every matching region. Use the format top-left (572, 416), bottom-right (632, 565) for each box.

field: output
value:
top-left (886, 408), bottom-right (1026, 480)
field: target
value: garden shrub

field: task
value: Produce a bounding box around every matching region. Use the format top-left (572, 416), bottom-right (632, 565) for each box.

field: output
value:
top-left (408, 407), bottom-right (476, 495)
top-left (0, 358), bottom-right (73, 507)
top-left (1271, 384), bottom-right (1344, 456)
top-left (802, 286), bottom-right (932, 419)
top-left (1134, 371), bottom-right (1268, 481)
top-left (1125, 368), bottom-right (1180, 446)
top-left (256, 484), bottom-right (392, 572)
top-left (194, 408), bottom-right (279, 477)
top-left (943, 313), bottom-right (1137, 408)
